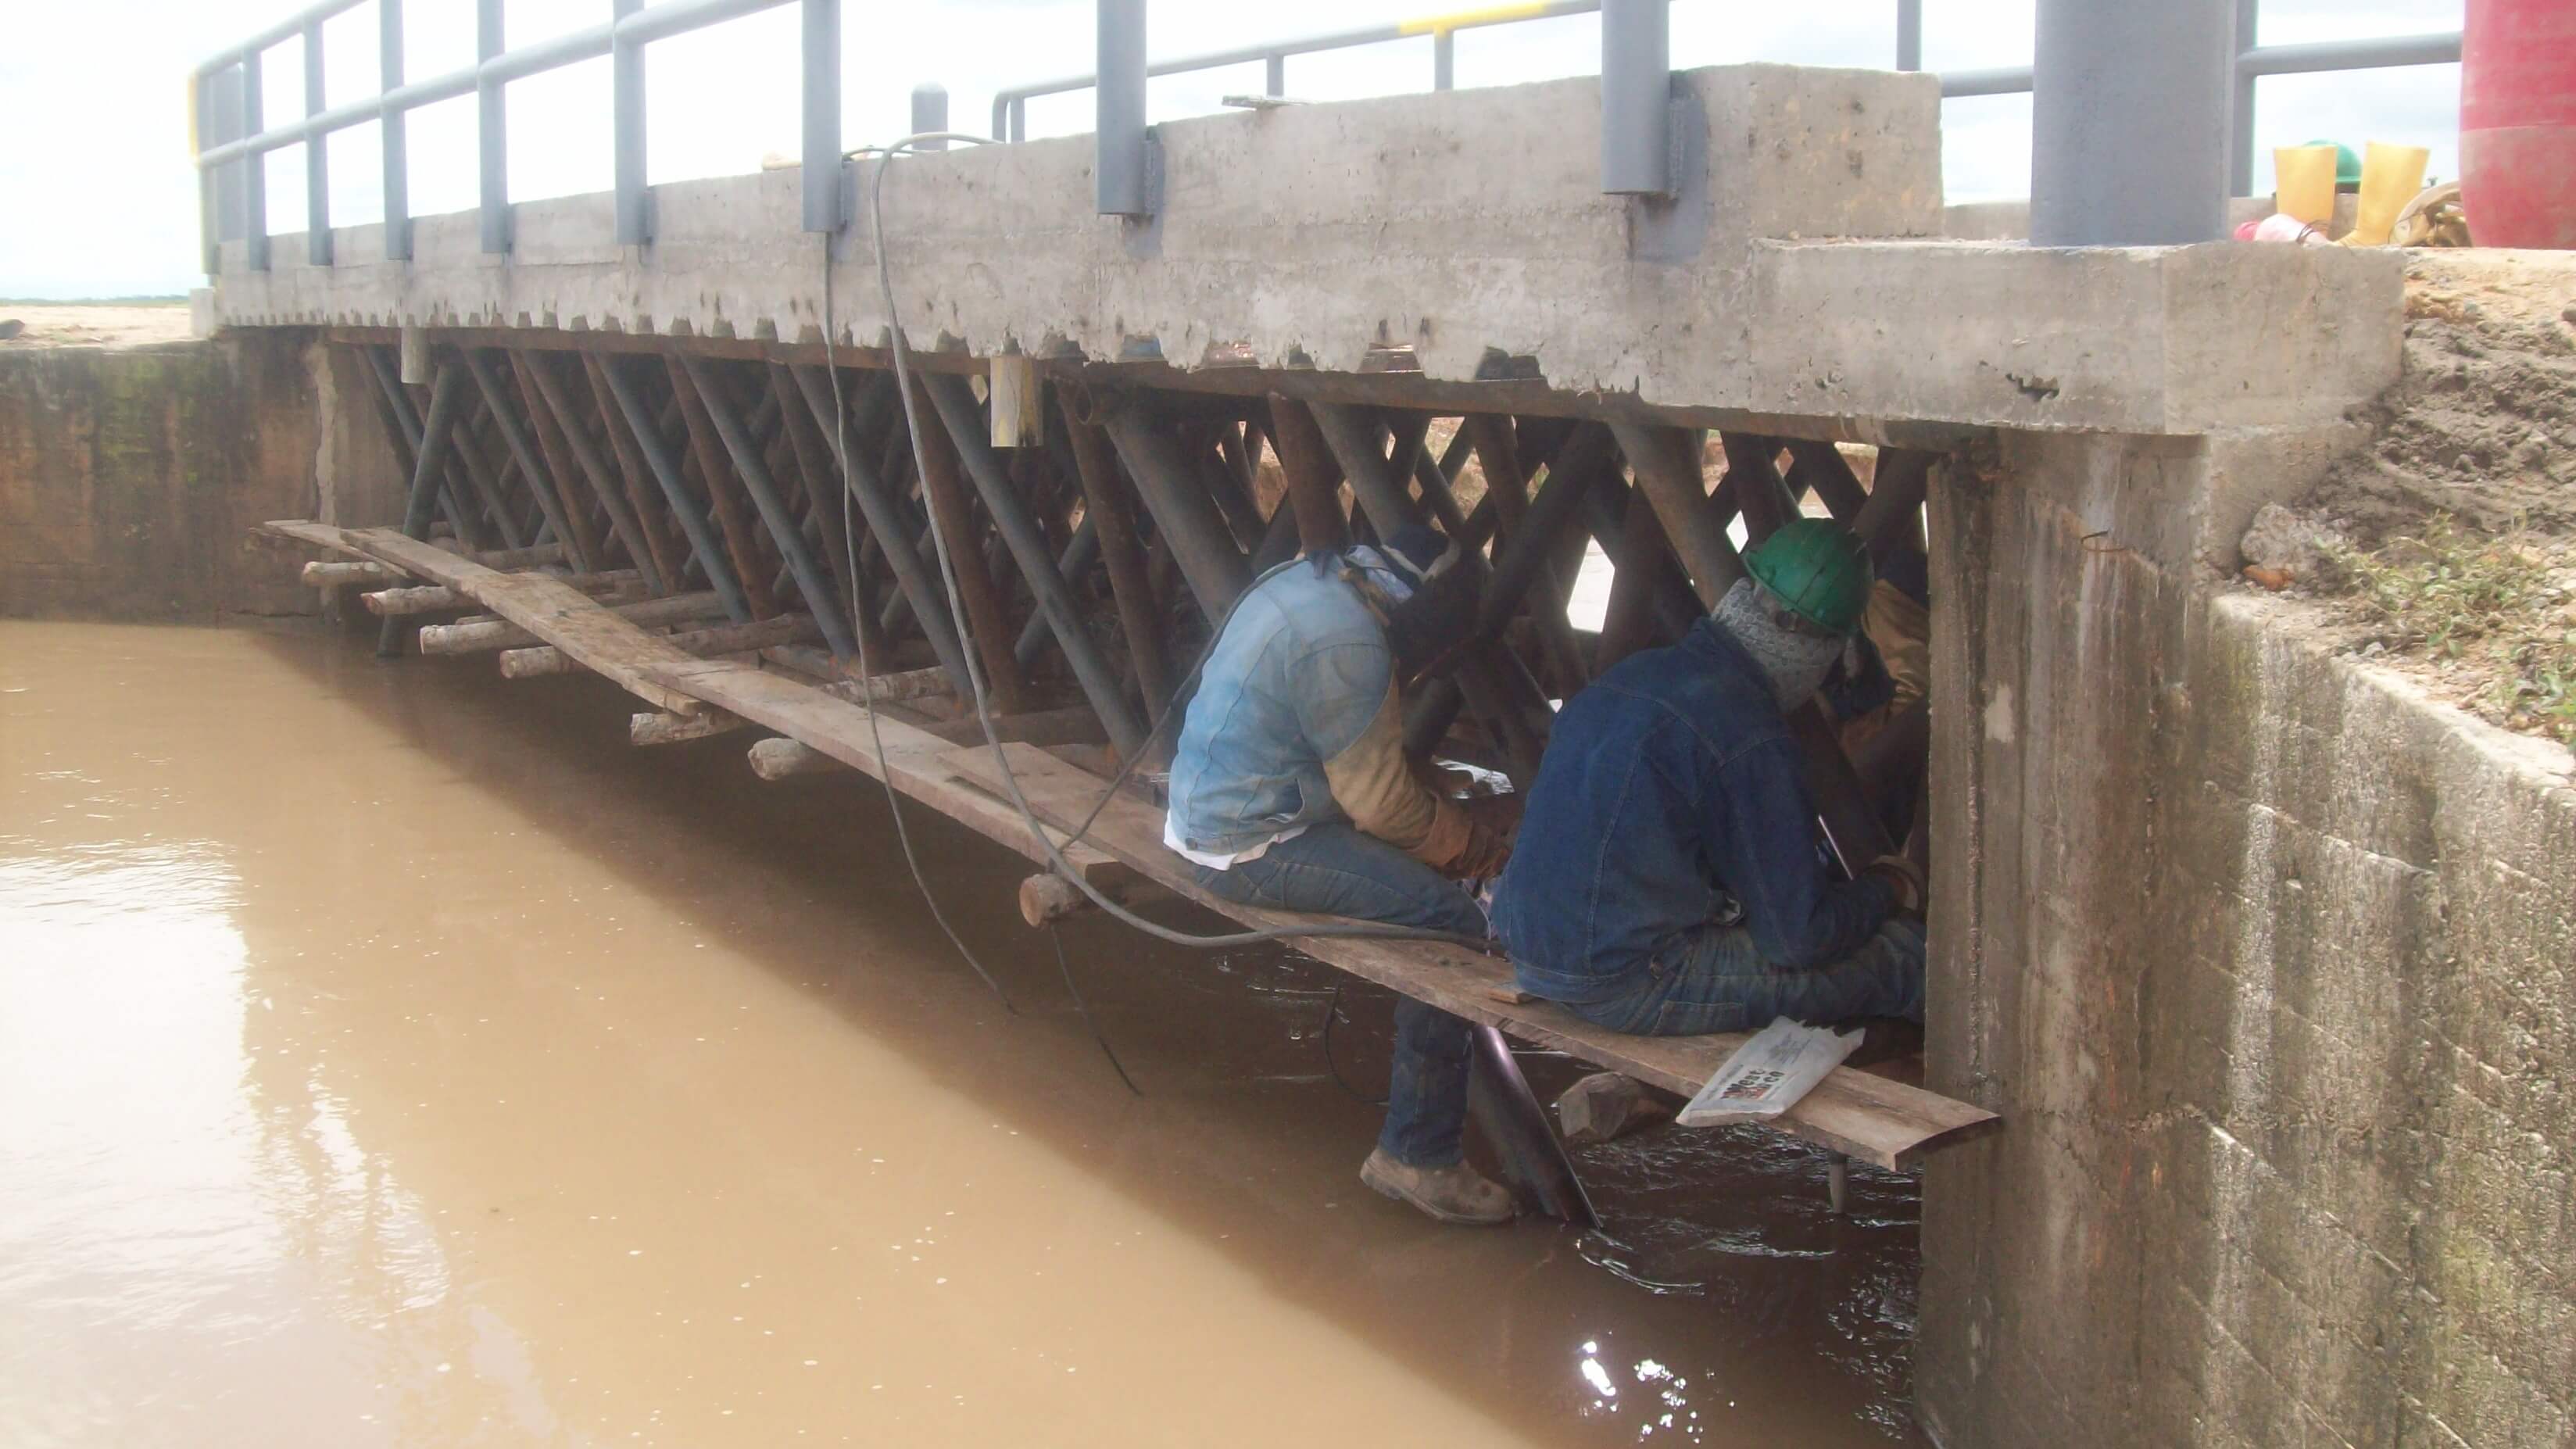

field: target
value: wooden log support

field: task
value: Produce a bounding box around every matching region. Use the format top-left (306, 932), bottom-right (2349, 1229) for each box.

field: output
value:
top-left (1262, 395), bottom-right (1349, 553)
top-left (632, 708), bottom-right (751, 746)
top-left (578, 354), bottom-right (696, 600)
top-left (1103, 408), bottom-right (1250, 620)
top-left (764, 363), bottom-right (859, 612)
top-left (496, 613), bottom-right (821, 678)
top-left (1784, 438), bottom-right (1869, 525)
top-left (1719, 432), bottom-right (1797, 546)
top-left (1597, 487), bottom-right (1679, 669)
top-left (417, 590), bottom-right (729, 655)
top-left (443, 393), bottom-right (531, 553)
top-left (302, 560), bottom-right (402, 588)
top-left (1615, 422), bottom-right (1741, 611)
top-left (661, 356), bottom-right (785, 620)
top-left (1854, 448), bottom-right (1935, 562)
top-left (515, 351), bottom-right (667, 595)
top-left (364, 569), bottom-right (637, 616)
top-left (786, 366), bottom-right (976, 696)
top-left (1307, 402), bottom-right (1424, 532)
top-left (363, 346), bottom-right (481, 549)
top-left (1059, 400), bottom-right (1175, 716)
top-left (503, 351), bottom-right (616, 575)
top-left (907, 382), bottom-right (1031, 716)
top-left (678, 355), bottom-right (859, 659)
top-left (1016, 869), bottom-right (1175, 927)
top-left (462, 348), bottom-right (590, 572)
top-left (923, 373), bottom-right (1143, 757)
top-left (747, 736), bottom-right (850, 780)
top-left (591, 355), bottom-right (755, 622)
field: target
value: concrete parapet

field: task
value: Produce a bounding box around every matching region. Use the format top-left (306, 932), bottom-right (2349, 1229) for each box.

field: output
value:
top-left (206, 63), bottom-right (2399, 438)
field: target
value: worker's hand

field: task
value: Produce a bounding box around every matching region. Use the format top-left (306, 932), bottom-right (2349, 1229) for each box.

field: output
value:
top-left (1863, 853), bottom-right (1926, 916)
top-left (1448, 819), bottom-right (1515, 882)
top-left (1461, 789), bottom-right (1524, 835)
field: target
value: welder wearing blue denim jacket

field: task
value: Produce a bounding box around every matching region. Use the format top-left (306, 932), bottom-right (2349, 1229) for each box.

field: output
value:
top-left (1491, 521), bottom-right (1927, 1041)
top-left (1166, 526), bottom-right (1515, 1225)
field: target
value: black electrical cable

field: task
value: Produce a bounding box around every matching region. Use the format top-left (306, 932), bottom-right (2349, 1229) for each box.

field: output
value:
top-left (1317, 981), bottom-right (1390, 1107)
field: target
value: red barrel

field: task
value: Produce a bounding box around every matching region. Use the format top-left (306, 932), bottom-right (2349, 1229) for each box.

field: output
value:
top-left (2460, 0), bottom-right (2576, 248)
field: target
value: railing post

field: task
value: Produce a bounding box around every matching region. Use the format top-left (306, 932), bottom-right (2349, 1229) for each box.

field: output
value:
top-left (2228, 0), bottom-right (2261, 198)
top-left (614, 0), bottom-right (649, 245)
top-left (1097, 0), bottom-right (1150, 216)
top-left (911, 83), bottom-right (947, 148)
top-left (303, 20), bottom-right (331, 265)
top-left (1433, 28), bottom-right (1454, 91)
top-left (381, 0), bottom-right (411, 261)
top-left (195, 70), bottom-right (224, 275)
top-left (1265, 53), bottom-right (1284, 96)
top-left (1600, 0), bottom-right (1669, 196)
top-left (242, 48), bottom-right (270, 271)
top-left (2030, 0), bottom-right (2231, 244)
top-left (801, 0), bottom-right (840, 232)
top-left (1897, 0), bottom-right (1923, 70)
top-left (477, 0), bottom-right (510, 253)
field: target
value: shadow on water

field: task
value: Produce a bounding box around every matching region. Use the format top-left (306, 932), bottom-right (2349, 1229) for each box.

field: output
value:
top-left (197, 620), bottom-right (1929, 1444)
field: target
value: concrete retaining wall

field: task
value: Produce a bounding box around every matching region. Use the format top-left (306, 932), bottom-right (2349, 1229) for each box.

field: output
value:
top-left (0, 334), bottom-right (397, 622)
top-left (1919, 433), bottom-right (2576, 1447)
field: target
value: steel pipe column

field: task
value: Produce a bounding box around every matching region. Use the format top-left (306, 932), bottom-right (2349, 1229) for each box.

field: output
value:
top-left (800, 0), bottom-right (839, 232)
top-left (302, 20), bottom-right (331, 264)
top-left (2030, 0), bottom-right (2232, 245)
top-left (476, 0), bottom-right (510, 252)
top-left (1600, 0), bottom-right (1670, 196)
top-left (1096, 0), bottom-right (1150, 216)
top-left (614, 0), bottom-right (649, 245)
top-left (379, 0), bottom-right (410, 259)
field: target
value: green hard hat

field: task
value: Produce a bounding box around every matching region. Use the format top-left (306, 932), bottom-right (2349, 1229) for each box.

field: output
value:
top-left (2305, 139), bottom-right (2363, 188)
top-left (1742, 518), bottom-right (1873, 636)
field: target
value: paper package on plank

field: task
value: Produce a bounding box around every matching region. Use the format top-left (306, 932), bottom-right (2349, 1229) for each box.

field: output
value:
top-left (1678, 1017), bottom-right (1865, 1127)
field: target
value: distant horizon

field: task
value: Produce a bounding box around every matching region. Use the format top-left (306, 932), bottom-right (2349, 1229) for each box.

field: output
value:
top-left (0, 0), bottom-right (2465, 299)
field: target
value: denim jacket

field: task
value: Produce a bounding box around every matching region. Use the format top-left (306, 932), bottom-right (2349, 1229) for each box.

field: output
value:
top-left (1166, 555), bottom-right (1417, 860)
top-left (1491, 618), bottom-right (1894, 1004)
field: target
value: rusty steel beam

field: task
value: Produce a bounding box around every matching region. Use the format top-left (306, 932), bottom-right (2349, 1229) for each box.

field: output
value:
top-left (678, 355), bottom-right (857, 657)
top-left (513, 350), bottom-right (666, 595)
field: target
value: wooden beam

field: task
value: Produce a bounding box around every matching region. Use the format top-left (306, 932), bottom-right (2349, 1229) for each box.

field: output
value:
top-left (461, 348), bottom-right (591, 571)
top-left (661, 356), bottom-right (785, 621)
top-left (1614, 422), bottom-right (1741, 610)
top-left (363, 569), bottom-right (638, 616)
top-left (514, 350), bottom-right (667, 594)
top-left (678, 355), bottom-right (858, 657)
top-left (631, 708), bottom-right (751, 746)
top-left (909, 386), bottom-right (1030, 716)
top-left (1060, 400), bottom-right (1175, 717)
top-left (747, 736), bottom-right (849, 780)
top-left (1262, 395), bottom-right (1349, 553)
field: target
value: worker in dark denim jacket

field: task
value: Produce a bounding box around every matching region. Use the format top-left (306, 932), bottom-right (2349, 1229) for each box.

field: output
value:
top-left (1491, 520), bottom-right (1927, 1040)
top-left (1165, 524), bottom-right (1515, 1225)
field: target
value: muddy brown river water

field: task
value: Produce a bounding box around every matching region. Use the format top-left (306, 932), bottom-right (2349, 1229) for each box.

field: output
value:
top-left (0, 621), bottom-right (1927, 1447)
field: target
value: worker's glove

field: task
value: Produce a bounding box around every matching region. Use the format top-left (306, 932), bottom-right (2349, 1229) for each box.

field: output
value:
top-left (1419, 796), bottom-right (1512, 882)
top-left (1863, 853), bottom-right (1926, 916)
top-left (1451, 818), bottom-right (1515, 883)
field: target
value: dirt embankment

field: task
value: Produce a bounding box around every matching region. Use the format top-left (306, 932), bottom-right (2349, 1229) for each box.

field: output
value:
top-left (0, 303), bottom-right (195, 351)
top-left (2241, 249), bottom-right (2576, 750)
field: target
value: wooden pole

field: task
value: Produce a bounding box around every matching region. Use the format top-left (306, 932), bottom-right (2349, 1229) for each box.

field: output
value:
top-left (1262, 395), bottom-right (1348, 553)
top-left (504, 349), bottom-right (618, 577)
top-left (1060, 399), bottom-right (1175, 716)
top-left (417, 590), bottom-right (728, 654)
top-left (574, 355), bottom-right (694, 600)
top-left (514, 350), bottom-right (667, 595)
top-left (661, 356), bottom-right (785, 620)
top-left (678, 355), bottom-right (859, 657)
top-left (923, 373), bottom-right (1143, 756)
top-left (1102, 409), bottom-right (1250, 621)
top-left (909, 388), bottom-right (1029, 716)
top-left (461, 347), bottom-right (590, 571)
top-left (1613, 422), bottom-right (1741, 610)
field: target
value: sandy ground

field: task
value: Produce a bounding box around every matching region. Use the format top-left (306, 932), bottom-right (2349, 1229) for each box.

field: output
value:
top-left (0, 303), bottom-right (196, 351)
top-left (2241, 248), bottom-right (2576, 750)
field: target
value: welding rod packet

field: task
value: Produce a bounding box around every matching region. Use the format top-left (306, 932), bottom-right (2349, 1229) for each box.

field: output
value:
top-left (1678, 1017), bottom-right (1864, 1126)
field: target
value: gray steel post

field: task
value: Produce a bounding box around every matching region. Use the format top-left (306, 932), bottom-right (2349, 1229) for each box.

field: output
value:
top-left (476, 0), bottom-right (509, 253)
top-left (2229, 0), bottom-right (2261, 198)
top-left (1096, 0), bottom-right (1150, 216)
top-left (1599, 0), bottom-right (1669, 196)
top-left (1010, 97), bottom-right (1026, 142)
top-left (911, 84), bottom-right (947, 148)
top-left (1433, 28), bottom-right (1454, 91)
top-left (800, 0), bottom-right (839, 232)
top-left (614, 0), bottom-right (649, 244)
top-left (1265, 53), bottom-right (1283, 95)
top-left (303, 21), bottom-right (331, 264)
top-left (195, 70), bottom-right (222, 274)
top-left (677, 356), bottom-right (853, 652)
top-left (381, 0), bottom-right (410, 260)
top-left (2030, 0), bottom-right (2231, 245)
top-left (242, 50), bottom-right (270, 270)
top-left (596, 358), bottom-right (753, 624)
top-left (1897, 0), bottom-right (1923, 70)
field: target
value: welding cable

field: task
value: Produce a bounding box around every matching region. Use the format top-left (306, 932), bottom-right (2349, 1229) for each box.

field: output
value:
top-left (850, 134), bottom-right (1502, 960)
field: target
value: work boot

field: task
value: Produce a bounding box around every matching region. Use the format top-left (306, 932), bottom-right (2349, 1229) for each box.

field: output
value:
top-left (1359, 1147), bottom-right (1515, 1225)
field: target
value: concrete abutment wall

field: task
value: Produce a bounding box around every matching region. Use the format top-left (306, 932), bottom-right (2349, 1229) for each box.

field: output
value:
top-left (0, 333), bottom-right (398, 622)
top-left (1920, 431), bottom-right (2576, 1448)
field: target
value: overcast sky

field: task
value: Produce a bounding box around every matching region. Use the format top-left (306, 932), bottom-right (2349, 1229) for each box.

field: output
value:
top-left (0, 0), bottom-right (2463, 299)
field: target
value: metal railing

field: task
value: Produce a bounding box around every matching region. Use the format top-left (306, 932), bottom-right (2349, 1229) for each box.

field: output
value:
top-left (191, 0), bottom-right (2466, 275)
top-left (989, 0), bottom-right (1610, 143)
top-left (191, 0), bottom-right (842, 273)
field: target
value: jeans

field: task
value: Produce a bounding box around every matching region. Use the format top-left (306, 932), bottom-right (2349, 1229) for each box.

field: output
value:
top-left (1192, 823), bottom-right (1483, 1168)
top-left (1566, 915), bottom-right (1927, 1037)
